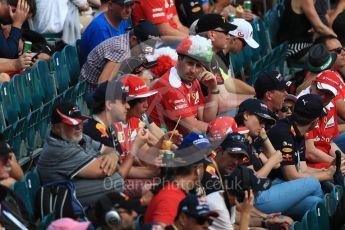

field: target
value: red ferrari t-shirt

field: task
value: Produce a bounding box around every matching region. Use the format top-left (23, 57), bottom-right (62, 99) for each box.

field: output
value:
top-left (132, 0), bottom-right (178, 29)
top-left (143, 182), bottom-right (186, 225)
top-left (305, 101), bottom-right (339, 169)
top-left (147, 67), bottom-right (205, 134)
top-left (114, 117), bottom-right (141, 161)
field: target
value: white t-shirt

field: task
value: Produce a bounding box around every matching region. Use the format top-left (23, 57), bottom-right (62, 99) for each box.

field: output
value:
top-left (206, 191), bottom-right (236, 230)
top-left (32, 0), bottom-right (86, 33)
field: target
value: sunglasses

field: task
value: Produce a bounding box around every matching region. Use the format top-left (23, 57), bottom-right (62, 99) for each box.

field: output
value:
top-left (212, 30), bottom-right (228, 35)
top-left (329, 47), bottom-right (345, 54)
top-left (187, 214), bottom-right (213, 225)
top-left (280, 105), bottom-right (294, 113)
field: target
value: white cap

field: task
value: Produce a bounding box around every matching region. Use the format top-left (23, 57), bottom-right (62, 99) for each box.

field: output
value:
top-left (228, 18), bottom-right (259, 49)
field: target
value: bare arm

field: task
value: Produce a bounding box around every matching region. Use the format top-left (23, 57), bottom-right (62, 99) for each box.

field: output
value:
top-left (0, 53), bottom-right (33, 72)
top-left (224, 77), bottom-right (255, 95)
top-left (178, 116), bottom-right (209, 133)
top-left (301, 0), bottom-right (337, 36)
top-left (336, 99), bottom-right (345, 121)
top-left (255, 152), bottom-right (282, 178)
top-left (281, 162), bottom-right (335, 181)
top-left (328, 0), bottom-right (345, 26)
top-left (156, 23), bottom-right (187, 39)
top-left (305, 139), bottom-right (334, 164)
top-left (198, 71), bottom-right (219, 122)
top-left (98, 61), bottom-right (121, 84)
top-left (8, 153), bottom-right (24, 181)
top-left (77, 155), bottom-right (118, 179)
top-left (171, 15), bottom-right (189, 35)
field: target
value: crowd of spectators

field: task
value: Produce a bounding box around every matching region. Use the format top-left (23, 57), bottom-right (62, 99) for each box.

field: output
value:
top-left (1, 0), bottom-right (345, 229)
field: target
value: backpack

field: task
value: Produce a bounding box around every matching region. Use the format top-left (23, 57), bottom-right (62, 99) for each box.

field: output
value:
top-left (35, 181), bottom-right (85, 220)
top-left (0, 185), bottom-right (36, 229)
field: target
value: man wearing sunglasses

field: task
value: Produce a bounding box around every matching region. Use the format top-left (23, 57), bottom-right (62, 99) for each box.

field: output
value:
top-left (190, 14), bottom-right (256, 114)
top-left (298, 71), bottom-right (345, 173)
top-left (277, 94), bottom-right (297, 119)
top-left (268, 94), bottom-right (336, 183)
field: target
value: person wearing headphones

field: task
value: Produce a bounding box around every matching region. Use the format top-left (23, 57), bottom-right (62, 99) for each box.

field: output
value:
top-left (88, 192), bottom-right (141, 230)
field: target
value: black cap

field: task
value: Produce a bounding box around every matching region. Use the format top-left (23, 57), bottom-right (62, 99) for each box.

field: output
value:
top-left (238, 98), bottom-right (276, 124)
top-left (225, 166), bottom-right (271, 193)
top-left (254, 71), bottom-right (287, 99)
top-left (92, 192), bottom-right (141, 226)
top-left (333, 11), bottom-right (345, 43)
top-left (307, 44), bottom-right (336, 73)
top-left (118, 56), bottom-right (157, 75)
top-left (133, 20), bottom-right (160, 42)
top-left (195, 14), bottom-right (237, 33)
top-left (51, 103), bottom-right (89, 125)
top-left (177, 194), bottom-right (219, 218)
top-left (219, 132), bottom-right (251, 156)
top-left (93, 80), bottom-right (129, 103)
top-left (293, 94), bottom-right (326, 121)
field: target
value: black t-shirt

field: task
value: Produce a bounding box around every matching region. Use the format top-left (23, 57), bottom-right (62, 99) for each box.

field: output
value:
top-left (267, 118), bottom-right (306, 180)
top-left (242, 140), bottom-right (264, 172)
top-left (83, 117), bottom-right (123, 154)
top-left (175, 0), bottom-right (205, 27)
top-left (201, 169), bottom-right (223, 195)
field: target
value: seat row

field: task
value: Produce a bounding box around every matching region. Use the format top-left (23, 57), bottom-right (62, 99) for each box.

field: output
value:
top-left (0, 45), bottom-right (86, 166)
top-left (291, 185), bottom-right (343, 230)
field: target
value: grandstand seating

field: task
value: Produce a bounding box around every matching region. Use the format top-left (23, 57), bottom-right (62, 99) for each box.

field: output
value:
top-left (0, 43), bottom-right (85, 168)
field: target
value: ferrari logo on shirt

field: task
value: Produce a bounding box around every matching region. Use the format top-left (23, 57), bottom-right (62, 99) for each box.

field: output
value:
top-left (192, 91), bottom-right (200, 104)
top-left (325, 116), bottom-right (335, 128)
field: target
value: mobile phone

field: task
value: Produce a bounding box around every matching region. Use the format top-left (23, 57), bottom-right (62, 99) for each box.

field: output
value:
top-left (32, 52), bottom-right (41, 60)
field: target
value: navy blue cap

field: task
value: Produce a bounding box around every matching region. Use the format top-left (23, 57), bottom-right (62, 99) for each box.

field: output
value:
top-left (293, 94), bottom-right (325, 121)
top-left (133, 20), bottom-right (160, 42)
top-left (179, 132), bottom-right (212, 150)
top-left (164, 133), bottom-right (212, 167)
top-left (219, 132), bottom-right (251, 156)
top-left (177, 194), bottom-right (219, 218)
top-left (238, 98), bottom-right (276, 124)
